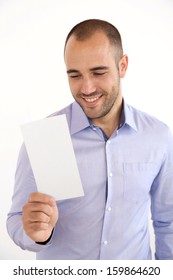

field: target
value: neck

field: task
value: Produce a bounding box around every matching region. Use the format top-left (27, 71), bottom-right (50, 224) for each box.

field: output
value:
top-left (92, 96), bottom-right (123, 138)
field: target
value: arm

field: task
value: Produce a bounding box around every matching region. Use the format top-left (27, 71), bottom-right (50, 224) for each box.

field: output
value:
top-left (151, 128), bottom-right (173, 259)
top-left (6, 144), bottom-right (58, 252)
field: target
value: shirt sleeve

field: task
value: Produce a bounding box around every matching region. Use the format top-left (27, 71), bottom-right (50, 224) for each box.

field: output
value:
top-left (6, 143), bottom-right (53, 252)
top-left (151, 127), bottom-right (173, 259)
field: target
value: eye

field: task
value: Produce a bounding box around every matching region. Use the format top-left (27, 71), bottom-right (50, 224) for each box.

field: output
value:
top-left (93, 72), bottom-right (106, 76)
top-left (69, 74), bottom-right (81, 79)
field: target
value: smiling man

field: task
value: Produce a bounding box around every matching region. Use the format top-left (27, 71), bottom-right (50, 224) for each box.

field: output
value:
top-left (7, 19), bottom-right (173, 260)
top-left (64, 29), bottom-right (127, 137)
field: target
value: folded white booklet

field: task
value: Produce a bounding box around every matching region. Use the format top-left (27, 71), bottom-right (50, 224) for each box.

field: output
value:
top-left (21, 115), bottom-right (84, 200)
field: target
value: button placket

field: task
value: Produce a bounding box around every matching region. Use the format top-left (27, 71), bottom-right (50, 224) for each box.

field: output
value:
top-left (100, 138), bottom-right (114, 253)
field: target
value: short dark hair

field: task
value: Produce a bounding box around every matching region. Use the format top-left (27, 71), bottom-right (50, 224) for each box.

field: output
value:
top-left (64, 19), bottom-right (123, 61)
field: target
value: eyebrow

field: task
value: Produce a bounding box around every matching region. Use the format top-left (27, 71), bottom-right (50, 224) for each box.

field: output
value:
top-left (67, 69), bottom-right (79, 74)
top-left (90, 66), bottom-right (109, 71)
top-left (67, 66), bottom-right (109, 74)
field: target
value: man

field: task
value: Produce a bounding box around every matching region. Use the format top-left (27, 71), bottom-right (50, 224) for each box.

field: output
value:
top-left (7, 19), bottom-right (173, 259)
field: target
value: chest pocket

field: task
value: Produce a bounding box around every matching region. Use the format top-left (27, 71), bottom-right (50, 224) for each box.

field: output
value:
top-left (123, 162), bottom-right (156, 203)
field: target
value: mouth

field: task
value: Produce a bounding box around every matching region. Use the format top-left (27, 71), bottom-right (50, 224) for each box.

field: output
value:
top-left (81, 94), bottom-right (102, 106)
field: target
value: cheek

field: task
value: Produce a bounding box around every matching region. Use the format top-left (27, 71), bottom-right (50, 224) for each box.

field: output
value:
top-left (100, 77), bottom-right (116, 92)
top-left (68, 80), bottom-right (78, 95)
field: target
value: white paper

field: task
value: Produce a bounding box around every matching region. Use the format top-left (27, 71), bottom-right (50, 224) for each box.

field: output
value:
top-left (21, 115), bottom-right (84, 200)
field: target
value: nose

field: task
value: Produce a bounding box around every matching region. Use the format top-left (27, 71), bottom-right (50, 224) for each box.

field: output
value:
top-left (80, 77), bottom-right (96, 95)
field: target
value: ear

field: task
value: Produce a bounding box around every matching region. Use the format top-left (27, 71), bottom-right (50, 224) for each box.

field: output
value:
top-left (119, 55), bottom-right (128, 78)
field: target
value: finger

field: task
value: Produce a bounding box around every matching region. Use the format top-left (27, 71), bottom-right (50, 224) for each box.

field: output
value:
top-left (29, 211), bottom-right (51, 223)
top-left (28, 192), bottom-right (56, 206)
top-left (26, 202), bottom-right (53, 216)
top-left (30, 203), bottom-right (52, 213)
top-left (27, 221), bottom-right (49, 231)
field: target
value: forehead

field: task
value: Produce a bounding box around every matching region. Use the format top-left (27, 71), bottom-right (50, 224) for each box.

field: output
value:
top-left (64, 32), bottom-right (115, 67)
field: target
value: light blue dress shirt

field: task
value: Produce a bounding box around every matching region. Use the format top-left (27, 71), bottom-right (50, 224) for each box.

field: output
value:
top-left (7, 100), bottom-right (173, 259)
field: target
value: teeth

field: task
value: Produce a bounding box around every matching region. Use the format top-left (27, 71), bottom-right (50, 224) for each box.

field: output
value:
top-left (84, 96), bottom-right (100, 102)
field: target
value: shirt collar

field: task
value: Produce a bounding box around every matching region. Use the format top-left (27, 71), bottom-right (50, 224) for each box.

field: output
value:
top-left (70, 102), bottom-right (90, 135)
top-left (70, 99), bottom-right (137, 135)
top-left (123, 101), bottom-right (137, 131)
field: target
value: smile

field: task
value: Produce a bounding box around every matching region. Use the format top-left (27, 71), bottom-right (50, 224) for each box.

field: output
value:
top-left (82, 94), bottom-right (102, 103)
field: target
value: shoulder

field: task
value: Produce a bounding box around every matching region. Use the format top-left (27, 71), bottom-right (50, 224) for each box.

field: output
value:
top-left (127, 103), bottom-right (171, 134)
top-left (47, 103), bottom-right (73, 118)
top-left (46, 103), bottom-right (74, 127)
top-left (125, 103), bottom-right (173, 151)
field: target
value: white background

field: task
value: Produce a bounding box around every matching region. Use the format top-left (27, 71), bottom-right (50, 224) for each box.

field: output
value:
top-left (0, 0), bottom-right (173, 260)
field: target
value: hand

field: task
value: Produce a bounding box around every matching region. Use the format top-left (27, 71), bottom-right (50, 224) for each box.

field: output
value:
top-left (22, 192), bottom-right (58, 242)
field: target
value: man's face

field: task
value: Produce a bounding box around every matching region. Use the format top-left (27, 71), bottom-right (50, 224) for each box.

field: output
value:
top-left (64, 32), bottom-right (127, 122)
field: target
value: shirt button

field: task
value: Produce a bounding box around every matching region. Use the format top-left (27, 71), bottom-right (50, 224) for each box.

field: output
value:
top-left (107, 207), bottom-right (111, 212)
top-left (103, 240), bottom-right (108, 245)
top-left (109, 172), bottom-right (113, 177)
top-left (107, 140), bottom-right (111, 144)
